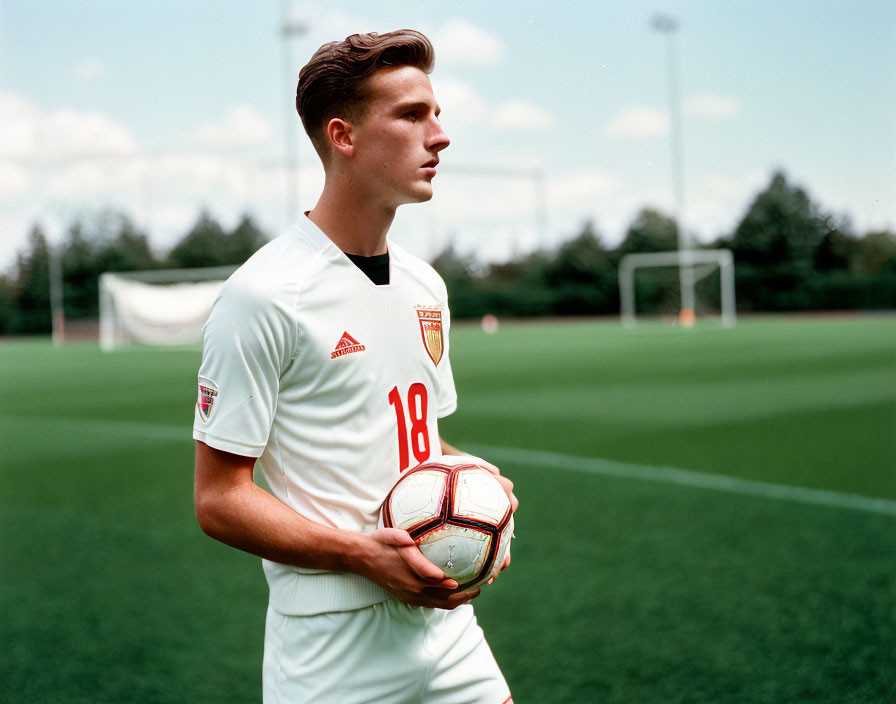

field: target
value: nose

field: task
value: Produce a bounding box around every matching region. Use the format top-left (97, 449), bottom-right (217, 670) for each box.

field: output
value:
top-left (426, 115), bottom-right (450, 153)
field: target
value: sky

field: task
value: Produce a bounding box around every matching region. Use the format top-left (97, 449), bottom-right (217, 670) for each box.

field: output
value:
top-left (0, 0), bottom-right (894, 269)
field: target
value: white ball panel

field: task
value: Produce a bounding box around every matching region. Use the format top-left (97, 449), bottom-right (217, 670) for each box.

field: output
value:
top-left (453, 468), bottom-right (510, 523)
top-left (389, 470), bottom-right (447, 530)
top-left (419, 525), bottom-right (492, 583)
top-left (378, 457), bottom-right (514, 592)
top-left (464, 515), bottom-right (514, 591)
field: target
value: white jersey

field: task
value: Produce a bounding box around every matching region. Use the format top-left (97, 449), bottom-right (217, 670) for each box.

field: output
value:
top-left (193, 215), bottom-right (457, 615)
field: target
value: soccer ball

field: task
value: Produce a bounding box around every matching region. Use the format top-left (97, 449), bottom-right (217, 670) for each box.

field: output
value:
top-left (379, 455), bottom-right (514, 591)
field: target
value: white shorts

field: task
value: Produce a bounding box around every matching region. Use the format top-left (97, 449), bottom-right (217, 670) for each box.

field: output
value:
top-left (262, 599), bottom-right (511, 704)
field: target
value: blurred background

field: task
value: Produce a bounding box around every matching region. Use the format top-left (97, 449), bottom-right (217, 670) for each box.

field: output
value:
top-left (1, 2), bottom-right (895, 703)
top-left (0, 0), bottom-right (894, 334)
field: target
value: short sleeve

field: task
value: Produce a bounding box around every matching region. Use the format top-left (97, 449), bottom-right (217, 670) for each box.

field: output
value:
top-left (436, 284), bottom-right (458, 418)
top-left (192, 277), bottom-right (297, 457)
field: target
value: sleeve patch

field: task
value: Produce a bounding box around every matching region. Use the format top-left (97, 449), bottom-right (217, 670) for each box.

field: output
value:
top-left (196, 377), bottom-right (219, 423)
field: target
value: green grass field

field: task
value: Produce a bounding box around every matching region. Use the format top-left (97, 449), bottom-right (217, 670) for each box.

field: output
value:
top-left (2, 316), bottom-right (894, 703)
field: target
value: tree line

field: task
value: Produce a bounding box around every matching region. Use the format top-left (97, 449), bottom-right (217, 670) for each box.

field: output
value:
top-left (0, 169), bottom-right (893, 335)
top-left (0, 211), bottom-right (267, 334)
top-left (435, 170), bottom-right (896, 319)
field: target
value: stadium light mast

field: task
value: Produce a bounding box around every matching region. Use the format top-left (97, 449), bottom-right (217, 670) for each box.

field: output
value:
top-left (280, 1), bottom-right (308, 225)
top-left (651, 13), bottom-right (696, 326)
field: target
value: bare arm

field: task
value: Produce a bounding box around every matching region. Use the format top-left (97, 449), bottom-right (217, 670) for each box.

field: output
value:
top-left (193, 440), bottom-right (477, 609)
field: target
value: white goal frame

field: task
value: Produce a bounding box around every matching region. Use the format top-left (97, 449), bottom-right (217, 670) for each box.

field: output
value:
top-left (618, 249), bottom-right (736, 328)
top-left (99, 265), bottom-right (236, 351)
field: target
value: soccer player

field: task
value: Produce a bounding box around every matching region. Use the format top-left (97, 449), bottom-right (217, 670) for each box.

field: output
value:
top-left (192, 29), bottom-right (517, 703)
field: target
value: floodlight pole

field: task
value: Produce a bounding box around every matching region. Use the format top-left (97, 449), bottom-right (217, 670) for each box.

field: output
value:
top-left (281, 1), bottom-right (308, 225)
top-left (49, 241), bottom-right (65, 346)
top-left (651, 14), bottom-right (696, 324)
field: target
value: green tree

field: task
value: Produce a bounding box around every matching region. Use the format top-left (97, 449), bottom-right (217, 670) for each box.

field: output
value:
top-left (617, 208), bottom-right (679, 256)
top-left (814, 220), bottom-right (860, 273)
top-left (10, 225), bottom-right (52, 334)
top-left (62, 221), bottom-right (99, 320)
top-left (852, 230), bottom-right (896, 275)
top-left (0, 273), bottom-right (15, 334)
top-left (430, 243), bottom-right (488, 318)
top-left (61, 212), bottom-right (157, 320)
top-left (166, 211), bottom-right (228, 268)
top-left (543, 221), bottom-right (616, 314)
top-left (483, 249), bottom-right (554, 317)
top-left (94, 213), bottom-right (156, 274)
top-left (225, 214), bottom-right (269, 263)
top-left (167, 211), bottom-right (268, 269)
top-left (726, 170), bottom-right (829, 310)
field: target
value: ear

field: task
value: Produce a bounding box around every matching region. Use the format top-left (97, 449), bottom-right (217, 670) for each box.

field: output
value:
top-left (326, 118), bottom-right (354, 158)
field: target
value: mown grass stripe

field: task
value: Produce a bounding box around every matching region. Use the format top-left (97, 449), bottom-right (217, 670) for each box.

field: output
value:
top-left (466, 443), bottom-right (896, 517)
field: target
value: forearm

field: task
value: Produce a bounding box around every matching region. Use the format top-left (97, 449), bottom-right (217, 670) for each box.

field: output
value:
top-left (194, 442), bottom-right (471, 608)
top-left (195, 477), bottom-right (366, 573)
top-left (439, 436), bottom-right (463, 456)
top-left (194, 441), bottom-right (371, 574)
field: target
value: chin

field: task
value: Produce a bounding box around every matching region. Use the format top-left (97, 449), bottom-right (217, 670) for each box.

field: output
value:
top-left (400, 185), bottom-right (434, 204)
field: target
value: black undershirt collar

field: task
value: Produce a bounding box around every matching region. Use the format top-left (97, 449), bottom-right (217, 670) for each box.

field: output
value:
top-left (345, 251), bottom-right (390, 286)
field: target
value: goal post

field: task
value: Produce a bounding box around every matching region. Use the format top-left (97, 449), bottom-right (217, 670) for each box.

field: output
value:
top-left (618, 249), bottom-right (736, 328)
top-left (99, 265), bottom-right (236, 351)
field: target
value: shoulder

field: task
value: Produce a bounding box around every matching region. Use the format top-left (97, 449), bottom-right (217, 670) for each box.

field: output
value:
top-left (389, 240), bottom-right (448, 300)
top-left (209, 227), bottom-right (324, 332)
top-left (221, 226), bottom-right (327, 311)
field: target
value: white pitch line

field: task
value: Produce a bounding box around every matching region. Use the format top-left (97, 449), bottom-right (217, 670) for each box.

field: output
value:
top-left (465, 444), bottom-right (896, 517)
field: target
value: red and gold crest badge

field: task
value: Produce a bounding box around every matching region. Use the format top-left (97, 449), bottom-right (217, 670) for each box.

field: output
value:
top-left (196, 378), bottom-right (218, 422)
top-left (415, 306), bottom-right (443, 366)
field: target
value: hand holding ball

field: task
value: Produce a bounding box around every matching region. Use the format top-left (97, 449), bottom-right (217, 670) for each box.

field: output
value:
top-left (379, 455), bottom-right (514, 591)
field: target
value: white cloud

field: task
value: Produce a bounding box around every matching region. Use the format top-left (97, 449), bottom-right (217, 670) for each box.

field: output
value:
top-left (0, 93), bottom-right (38, 158)
top-left (604, 107), bottom-right (669, 140)
top-left (43, 108), bottom-right (140, 158)
top-left (431, 19), bottom-right (505, 67)
top-left (0, 162), bottom-right (31, 199)
top-left (152, 153), bottom-right (254, 198)
top-left (602, 96), bottom-right (738, 144)
top-left (432, 82), bottom-right (555, 133)
top-left (0, 93), bottom-right (139, 161)
top-left (491, 101), bottom-right (555, 131)
top-left (431, 77), bottom-right (486, 125)
top-left (550, 169), bottom-right (623, 205)
top-left (686, 170), bottom-right (768, 238)
top-left (189, 105), bottom-right (274, 148)
top-left (47, 162), bottom-right (113, 199)
top-left (685, 94), bottom-right (740, 121)
top-left (74, 58), bottom-right (105, 81)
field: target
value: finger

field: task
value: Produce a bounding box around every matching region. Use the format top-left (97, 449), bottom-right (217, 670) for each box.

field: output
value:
top-left (371, 527), bottom-right (417, 548)
top-left (422, 587), bottom-right (480, 609)
top-left (396, 545), bottom-right (451, 583)
top-left (474, 458), bottom-right (501, 474)
top-left (494, 475), bottom-right (517, 508)
top-left (424, 585), bottom-right (468, 600)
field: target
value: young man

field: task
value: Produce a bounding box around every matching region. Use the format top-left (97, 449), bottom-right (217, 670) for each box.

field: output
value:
top-left (193, 30), bottom-right (517, 703)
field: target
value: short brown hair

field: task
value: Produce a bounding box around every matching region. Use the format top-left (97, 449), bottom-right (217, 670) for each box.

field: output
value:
top-left (296, 30), bottom-right (435, 156)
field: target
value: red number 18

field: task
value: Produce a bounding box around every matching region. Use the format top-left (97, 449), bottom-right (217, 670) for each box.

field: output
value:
top-left (388, 383), bottom-right (430, 471)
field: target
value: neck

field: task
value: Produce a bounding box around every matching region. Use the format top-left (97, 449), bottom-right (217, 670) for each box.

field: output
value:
top-left (307, 174), bottom-right (395, 256)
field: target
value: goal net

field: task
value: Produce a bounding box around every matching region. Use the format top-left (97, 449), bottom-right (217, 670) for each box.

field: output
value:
top-left (618, 249), bottom-right (736, 327)
top-left (99, 266), bottom-right (235, 351)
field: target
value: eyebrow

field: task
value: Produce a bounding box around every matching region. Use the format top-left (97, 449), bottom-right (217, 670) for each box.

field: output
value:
top-left (394, 100), bottom-right (441, 117)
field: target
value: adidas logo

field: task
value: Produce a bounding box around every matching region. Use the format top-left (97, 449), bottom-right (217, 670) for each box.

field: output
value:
top-left (331, 331), bottom-right (366, 359)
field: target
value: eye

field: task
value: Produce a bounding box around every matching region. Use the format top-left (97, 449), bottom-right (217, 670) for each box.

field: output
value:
top-left (403, 111), bottom-right (420, 122)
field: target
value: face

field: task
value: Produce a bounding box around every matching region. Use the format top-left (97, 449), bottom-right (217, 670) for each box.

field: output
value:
top-left (347, 65), bottom-right (450, 208)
